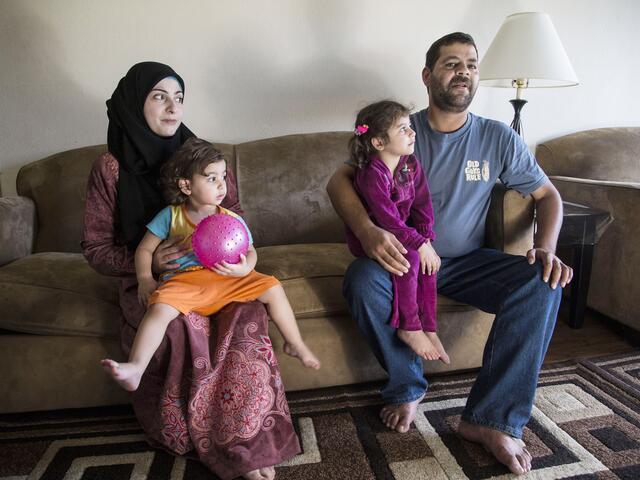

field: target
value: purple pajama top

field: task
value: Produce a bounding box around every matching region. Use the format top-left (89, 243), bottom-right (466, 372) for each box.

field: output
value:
top-left (346, 154), bottom-right (438, 331)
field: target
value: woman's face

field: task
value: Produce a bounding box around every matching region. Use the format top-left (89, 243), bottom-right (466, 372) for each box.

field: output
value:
top-left (143, 77), bottom-right (184, 137)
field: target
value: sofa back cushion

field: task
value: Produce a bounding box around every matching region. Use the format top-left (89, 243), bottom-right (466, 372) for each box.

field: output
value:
top-left (16, 143), bottom-right (237, 254)
top-left (17, 145), bottom-right (107, 253)
top-left (235, 132), bottom-right (350, 246)
top-left (536, 127), bottom-right (640, 184)
top-left (16, 133), bottom-right (348, 253)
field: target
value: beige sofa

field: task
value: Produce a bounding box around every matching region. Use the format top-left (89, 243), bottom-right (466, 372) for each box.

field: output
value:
top-left (536, 127), bottom-right (640, 333)
top-left (0, 132), bottom-right (534, 414)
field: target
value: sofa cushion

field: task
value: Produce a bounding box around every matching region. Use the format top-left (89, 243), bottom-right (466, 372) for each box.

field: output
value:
top-left (16, 143), bottom-right (237, 255)
top-left (257, 243), bottom-right (352, 318)
top-left (0, 244), bottom-right (473, 339)
top-left (236, 132), bottom-right (351, 247)
top-left (0, 246), bottom-right (352, 337)
top-left (256, 243), bottom-right (474, 317)
top-left (0, 252), bottom-right (120, 337)
top-left (536, 127), bottom-right (640, 184)
top-left (17, 145), bottom-right (107, 254)
top-left (0, 196), bottom-right (35, 266)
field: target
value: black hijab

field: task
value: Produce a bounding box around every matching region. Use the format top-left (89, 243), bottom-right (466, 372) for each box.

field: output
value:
top-left (107, 61), bottom-right (194, 249)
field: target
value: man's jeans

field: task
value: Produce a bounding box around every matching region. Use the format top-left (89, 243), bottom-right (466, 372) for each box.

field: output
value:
top-left (343, 248), bottom-right (562, 438)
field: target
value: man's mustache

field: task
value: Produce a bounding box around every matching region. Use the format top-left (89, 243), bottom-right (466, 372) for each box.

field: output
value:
top-left (449, 76), bottom-right (471, 88)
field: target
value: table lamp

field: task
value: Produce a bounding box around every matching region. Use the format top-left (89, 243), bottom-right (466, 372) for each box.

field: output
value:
top-left (479, 12), bottom-right (579, 136)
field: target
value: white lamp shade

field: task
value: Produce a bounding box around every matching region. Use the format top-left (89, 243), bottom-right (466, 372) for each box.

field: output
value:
top-left (480, 12), bottom-right (579, 88)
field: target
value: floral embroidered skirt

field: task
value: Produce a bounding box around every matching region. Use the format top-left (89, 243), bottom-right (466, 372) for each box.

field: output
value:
top-left (119, 277), bottom-right (301, 479)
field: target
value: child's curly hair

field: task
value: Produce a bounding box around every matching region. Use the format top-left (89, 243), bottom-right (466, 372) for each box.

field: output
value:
top-left (348, 100), bottom-right (412, 169)
top-left (160, 137), bottom-right (226, 205)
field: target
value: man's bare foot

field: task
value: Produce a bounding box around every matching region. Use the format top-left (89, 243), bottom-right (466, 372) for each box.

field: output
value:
top-left (242, 466), bottom-right (275, 480)
top-left (425, 331), bottom-right (450, 364)
top-left (283, 341), bottom-right (320, 369)
top-left (458, 420), bottom-right (532, 475)
top-left (397, 329), bottom-right (439, 361)
top-left (100, 359), bottom-right (143, 392)
top-left (379, 393), bottom-right (425, 433)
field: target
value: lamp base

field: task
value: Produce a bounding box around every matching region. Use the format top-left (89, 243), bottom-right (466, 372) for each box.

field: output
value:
top-left (509, 99), bottom-right (528, 137)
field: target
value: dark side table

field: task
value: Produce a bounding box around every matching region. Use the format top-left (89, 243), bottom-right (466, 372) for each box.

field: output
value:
top-left (557, 202), bottom-right (613, 329)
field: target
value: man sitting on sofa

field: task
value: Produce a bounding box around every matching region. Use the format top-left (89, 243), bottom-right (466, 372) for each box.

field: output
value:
top-left (326, 32), bottom-right (573, 476)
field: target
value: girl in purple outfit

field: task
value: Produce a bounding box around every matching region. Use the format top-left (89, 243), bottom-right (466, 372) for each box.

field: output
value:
top-left (345, 100), bottom-right (449, 363)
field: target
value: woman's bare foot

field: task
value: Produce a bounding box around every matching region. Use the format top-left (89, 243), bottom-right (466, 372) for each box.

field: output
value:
top-left (242, 465), bottom-right (275, 479)
top-left (425, 331), bottom-right (450, 364)
top-left (458, 420), bottom-right (532, 475)
top-left (100, 359), bottom-right (143, 392)
top-left (283, 341), bottom-right (320, 369)
top-left (397, 329), bottom-right (439, 360)
top-left (380, 393), bottom-right (425, 433)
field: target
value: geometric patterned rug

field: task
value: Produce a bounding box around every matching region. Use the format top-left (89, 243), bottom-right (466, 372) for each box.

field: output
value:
top-left (1, 351), bottom-right (639, 480)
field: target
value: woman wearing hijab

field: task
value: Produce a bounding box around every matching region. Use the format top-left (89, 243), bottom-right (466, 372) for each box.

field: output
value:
top-left (82, 62), bottom-right (300, 480)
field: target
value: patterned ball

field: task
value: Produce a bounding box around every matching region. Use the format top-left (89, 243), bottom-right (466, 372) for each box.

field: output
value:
top-left (192, 214), bottom-right (250, 267)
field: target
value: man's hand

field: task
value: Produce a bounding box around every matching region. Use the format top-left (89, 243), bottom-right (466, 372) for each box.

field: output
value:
top-left (210, 254), bottom-right (252, 277)
top-left (152, 236), bottom-right (189, 275)
top-left (526, 248), bottom-right (573, 289)
top-left (360, 225), bottom-right (410, 275)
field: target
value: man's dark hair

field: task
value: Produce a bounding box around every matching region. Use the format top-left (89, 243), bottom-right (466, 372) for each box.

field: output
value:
top-left (425, 32), bottom-right (478, 71)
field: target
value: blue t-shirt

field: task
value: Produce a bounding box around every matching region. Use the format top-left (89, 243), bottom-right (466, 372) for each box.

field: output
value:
top-left (411, 109), bottom-right (547, 258)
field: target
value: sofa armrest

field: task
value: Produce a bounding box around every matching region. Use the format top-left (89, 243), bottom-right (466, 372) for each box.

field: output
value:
top-left (536, 127), bottom-right (640, 184)
top-left (0, 196), bottom-right (36, 266)
top-left (549, 175), bottom-right (640, 190)
top-left (485, 183), bottom-right (535, 256)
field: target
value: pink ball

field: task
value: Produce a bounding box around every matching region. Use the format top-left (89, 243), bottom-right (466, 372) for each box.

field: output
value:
top-left (192, 214), bottom-right (250, 268)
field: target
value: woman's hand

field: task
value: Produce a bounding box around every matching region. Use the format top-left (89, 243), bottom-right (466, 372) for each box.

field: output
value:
top-left (137, 277), bottom-right (158, 306)
top-left (418, 241), bottom-right (441, 275)
top-left (152, 236), bottom-right (190, 275)
top-left (210, 254), bottom-right (251, 277)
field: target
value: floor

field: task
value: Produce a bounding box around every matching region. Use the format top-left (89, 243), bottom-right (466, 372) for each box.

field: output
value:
top-left (544, 301), bottom-right (637, 363)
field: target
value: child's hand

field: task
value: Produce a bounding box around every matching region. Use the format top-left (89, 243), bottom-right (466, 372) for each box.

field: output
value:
top-left (211, 254), bottom-right (252, 277)
top-left (137, 277), bottom-right (158, 306)
top-left (417, 241), bottom-right (441, 275)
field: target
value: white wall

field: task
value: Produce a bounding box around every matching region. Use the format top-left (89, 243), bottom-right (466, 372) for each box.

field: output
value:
top-left (1, 0), bottom-right (639, 195)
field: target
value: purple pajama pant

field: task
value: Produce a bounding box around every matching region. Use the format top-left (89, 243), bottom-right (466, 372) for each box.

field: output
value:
top-left (390, 249), bottom-right (437, 332)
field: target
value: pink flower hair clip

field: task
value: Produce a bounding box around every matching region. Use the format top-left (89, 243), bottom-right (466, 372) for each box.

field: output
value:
top-left (354, 124), bottom-right (369, 136)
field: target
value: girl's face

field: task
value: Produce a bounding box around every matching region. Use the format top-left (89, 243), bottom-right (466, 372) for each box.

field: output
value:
top-left (376, 115), bottom-right (415, 157)
top-left (143, 77), bottom-right (184, 137)
top-left (180, 161), bottom-right (227, 208)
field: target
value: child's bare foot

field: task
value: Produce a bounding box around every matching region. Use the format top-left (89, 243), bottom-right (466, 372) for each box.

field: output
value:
top-left (243, 466), bottom-right (275, 480)
top-left (283, 341), bottom-right (320, 369)
top-left (397, 329), bottom-right (440, 361)
top-left (425, 332), bottom-right (450, 364)
top-left (100, 359), bottom-right (143, 392)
